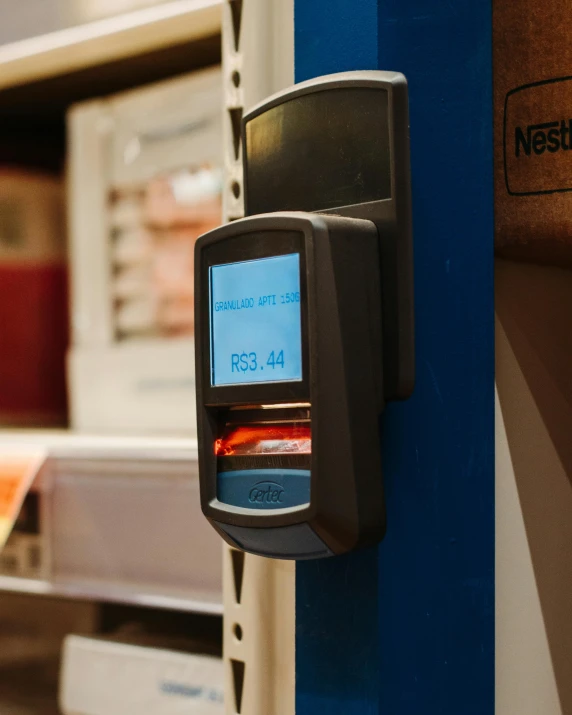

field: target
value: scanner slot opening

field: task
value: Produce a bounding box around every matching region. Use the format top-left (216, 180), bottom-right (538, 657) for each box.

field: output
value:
top-left (215, 407), bottom-right (311, 457)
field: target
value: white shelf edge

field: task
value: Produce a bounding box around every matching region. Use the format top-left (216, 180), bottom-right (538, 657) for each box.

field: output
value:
top-left (0, 430), bottom-right (198, 462)
top-left (0, 0), bottom-right (222, 91)
top-left (0, 575), bottom-right (222, 615)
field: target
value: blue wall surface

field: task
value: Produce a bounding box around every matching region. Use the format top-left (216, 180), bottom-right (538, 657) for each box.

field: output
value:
top-left (294, 2), bottom-right (494, 714)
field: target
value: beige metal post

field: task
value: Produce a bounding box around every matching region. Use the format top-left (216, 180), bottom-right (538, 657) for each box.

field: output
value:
top-left (221, 1), bottom-right (295, 712)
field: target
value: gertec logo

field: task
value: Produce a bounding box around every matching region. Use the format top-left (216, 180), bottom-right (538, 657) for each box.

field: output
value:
top-left (515, 119), bottom-right (572, 157)
top-left (248, 481), bottom-right (284, 505)
top-left (503, 76), bottom-right (572, 195)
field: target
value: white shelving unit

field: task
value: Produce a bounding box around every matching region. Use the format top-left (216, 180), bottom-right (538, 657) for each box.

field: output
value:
top-left (0, 6), bottom-right (225, 714)
top-left (0, 432), bottom-right (222, 614)
top-left (0, 0), bottom-right (223, 618)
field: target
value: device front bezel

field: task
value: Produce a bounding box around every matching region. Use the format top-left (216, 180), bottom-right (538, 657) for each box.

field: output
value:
top-left (195, 213), bottom-right (329, 530)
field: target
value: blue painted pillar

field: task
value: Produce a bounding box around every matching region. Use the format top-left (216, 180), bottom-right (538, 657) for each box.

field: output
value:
top-left (294, 2), bottom-right (494, 714)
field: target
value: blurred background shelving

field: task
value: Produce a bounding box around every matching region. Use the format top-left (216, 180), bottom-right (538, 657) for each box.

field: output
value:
top-left (0, 0), bottom-right (225, 711)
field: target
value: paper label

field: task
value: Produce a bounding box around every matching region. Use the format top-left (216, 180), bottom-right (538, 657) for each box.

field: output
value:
top-left (504, 77), bottom-right (572, 196)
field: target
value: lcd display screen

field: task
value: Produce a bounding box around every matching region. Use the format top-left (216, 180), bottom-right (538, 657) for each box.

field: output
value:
top-left (244, 87), bottom-right (391, 215)
top-left (210, 253), bottom-right (303, 386)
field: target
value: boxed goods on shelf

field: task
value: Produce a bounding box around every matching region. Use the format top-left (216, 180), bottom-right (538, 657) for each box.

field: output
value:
top-left (60, 634), bottom-right (224, 715)
top-left (0, 170), bottom-right (67, 427)
top-left (0, 448), bottom-right (49, 581)
top-left (0, 436), bottom-right (222, 610)
top-left (68, 65), bottom-right (222, 435)
top-left (0, 492), bottom-right (45, 580)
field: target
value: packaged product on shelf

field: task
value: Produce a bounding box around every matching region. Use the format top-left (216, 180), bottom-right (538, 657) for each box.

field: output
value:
top-left (0, 169), bottom-right (67, 426)
top-left (60, 634), bottom-right (224, 715)
top-left (111, 166), bottom-right (221, 340)
top-left (68, 66), bottom-right (222, 435)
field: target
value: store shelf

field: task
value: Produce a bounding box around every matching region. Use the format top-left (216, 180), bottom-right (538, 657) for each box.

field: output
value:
top-left (0, 431), bottom-right (222, 615)
top-left (0, 430), bottom-right (198, 461)
top-left (0, 575), bottom-right (222, 615)
top-left (0, 0), bottom-right (221, 92)
top-left (0, 0), bottom-right (224, 619)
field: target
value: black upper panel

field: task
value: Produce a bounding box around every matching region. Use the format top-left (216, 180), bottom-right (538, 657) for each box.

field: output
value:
top-left (244, 87), bottom-right (391, 215)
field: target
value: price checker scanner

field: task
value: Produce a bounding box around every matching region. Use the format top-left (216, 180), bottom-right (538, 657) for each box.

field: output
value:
top-left (194, 71), bottom-right (414, 559)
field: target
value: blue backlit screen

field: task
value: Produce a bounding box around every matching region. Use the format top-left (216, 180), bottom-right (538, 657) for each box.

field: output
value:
top-left (210, 253), bottom-right (303, 386)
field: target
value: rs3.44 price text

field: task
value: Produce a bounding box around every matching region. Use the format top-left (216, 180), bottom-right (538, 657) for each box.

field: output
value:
top-left (231, 350), bottom-right (286, 373)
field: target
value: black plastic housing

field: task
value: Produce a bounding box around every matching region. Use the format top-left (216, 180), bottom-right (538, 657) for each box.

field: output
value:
top-left (194, 212), bottom-right (386, 557)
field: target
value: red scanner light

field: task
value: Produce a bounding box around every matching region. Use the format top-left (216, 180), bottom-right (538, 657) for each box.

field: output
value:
top-left (215, 423), bottom-right (311, 456)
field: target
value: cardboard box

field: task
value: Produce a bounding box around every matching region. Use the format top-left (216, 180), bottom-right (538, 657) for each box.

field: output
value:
top-left (494, 0), bottom-right (572, 267)
top-left (494, 6), bottom-right (572, 713)
top-left (0, 170), bottom-right (67, 426)
top-left (60, 635), bottom-right (224, 715)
